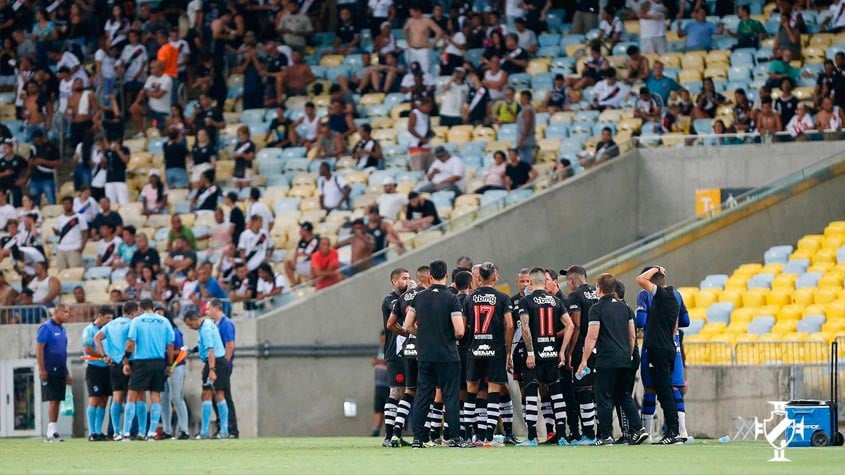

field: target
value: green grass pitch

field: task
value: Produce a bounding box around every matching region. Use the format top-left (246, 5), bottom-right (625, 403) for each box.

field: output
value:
top-left (0, 438), bottom-right (843, 474)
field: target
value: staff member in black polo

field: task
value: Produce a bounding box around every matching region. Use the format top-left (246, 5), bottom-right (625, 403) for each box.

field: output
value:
top-left (577, 273), bottom-right (648, 446)
top-left (404, 259), bottom-right (465, 448)
top-left (635, 266), bottom-right (685, 445)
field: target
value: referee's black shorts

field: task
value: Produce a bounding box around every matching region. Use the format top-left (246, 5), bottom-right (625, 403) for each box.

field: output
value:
top-left (524, 360), bottom-right (560, 386)
top-left (386, 359), bottom-right (406, 388)
top-left (41, 375), bottom-right (66, 402)
top-left (404, 358), bottom-right (419, 390)
top-left (467, 355), bottom-right (508, 385)
top-left (201, 360), bottom-right (231, 391)
top-left (85, 365), bottom-right (112, 397)
top-left (129, 359), bottom-right (167, 392)
top-left (109, 364), bottom-right (130, 393)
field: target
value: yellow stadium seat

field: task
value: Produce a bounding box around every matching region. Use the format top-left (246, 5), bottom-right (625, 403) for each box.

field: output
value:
top-left (681, 52), bottom-right (705, 69)
top-left (688, 308), bottom-right (706, 321)
top-left (813, 248), bottom-right (837, 265)
top-left (772, 274), bottom-right (798, 291)
top-left (793, 87), bottom-right (815, 101)
top-left (742, 289), bottom-right (768, 308)
top-left (719, 290), bottom-right (743, 307)
top-left (798, 234), bottom-right (824, 251)
top-left (777, 305), bottom-right (803, 321)
top-left (319, 55), bottom-right (344, 67)
top-left (736, 264), bottom-right (764, 276)
top-left (824, 221), bottom-right (845, 237)
top-left (677, 287), bottom-right (698, 308)
top-left (754, 305), bottom-right (781, 317)
top-left (703, 67), bottom-right (727, 80)
top-left (790, 248), bottom-right (814, 261)
top-left (731, 308), bottom-right (756, 324)
top-left (814, 288), bottom-right (839, 305)
top-left (826, 301), bottom-right (845, 320)
top-left (527, 58), bottom-right (550, 75)
top-left (679, 69), bottom-right (703, 84)
top-left (792, 288), bottom-right (815, 306)
top-left (822, 235), bottom-right (843, 250)
top-left (724, 276), bottom-right (748, 292)
top-left (809, 262), bottom-right (835, 273)
top-left (705, 50), bottom-right (730, 66)
top-left (696, 289), bottom-right (719, 309)
top-left (802, 304), bottom-right (827, 318)
top-left (485, 140), bottom-right (511, 153)
top-left (617, 117), bottom-right (643, 134)
top-left (759, 263), bottom-right (783, 274)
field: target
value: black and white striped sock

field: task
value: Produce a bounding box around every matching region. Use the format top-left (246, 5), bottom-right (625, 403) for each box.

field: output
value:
top-left (524, 384), bottom-right (539, 441)
top-left (393, 393), bottom-right (413, 438)
top-left (485, 393), bottom-right (500, 442)
top-left (383, 397), bottom-right (398, 440)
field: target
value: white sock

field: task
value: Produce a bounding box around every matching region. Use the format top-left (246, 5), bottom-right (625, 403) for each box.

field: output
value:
top-left (678, 412), bottom-right (687, 437)
top-left (642, 414), bottom-right (654, 434)
top-left (47, 422), bottom-right (57, 436)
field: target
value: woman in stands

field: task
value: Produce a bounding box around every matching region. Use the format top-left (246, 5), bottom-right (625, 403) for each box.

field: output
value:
top-left (232, 125), bottom-right (256, 189)
top-left (481, 30), bottom-right (506, 67)
top-left (141, 170), bottom-right (169, 216)
top-left (474, 151), bottom-right (508, 194)
top-left (103, 4), bottom-right (130, 48)
top-left (189, 128), bottom-right (218, 187)
top-left (691, 77), bottom-right (727, 119)
top-left (18, 195), bottom-right (44, 226)
top-left (167, 104), bottom-right (188, 134)
top-left (732, 89), bottom-right (753, 132)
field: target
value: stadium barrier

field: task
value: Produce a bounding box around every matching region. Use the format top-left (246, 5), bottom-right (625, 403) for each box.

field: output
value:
top-left (0, 305), bottom-right (51, 325)
top-left (684, 341), bottom-right (735, 365)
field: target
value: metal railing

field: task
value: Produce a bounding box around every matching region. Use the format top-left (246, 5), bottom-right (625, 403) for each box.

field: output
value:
top-left (685, 341), bottom-right (735, 366)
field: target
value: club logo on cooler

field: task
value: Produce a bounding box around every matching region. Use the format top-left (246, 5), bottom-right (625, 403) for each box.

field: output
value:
top-left (754, 401), bottom-right (806, 462)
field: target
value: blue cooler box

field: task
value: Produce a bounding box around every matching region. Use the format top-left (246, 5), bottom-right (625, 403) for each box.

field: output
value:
top-left (785, 400), bottom-right (832, 447)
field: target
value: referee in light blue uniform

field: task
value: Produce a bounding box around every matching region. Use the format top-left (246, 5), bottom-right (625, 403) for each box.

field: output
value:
top-left (184, 309), bottom-right (230, 439)
top-left (82, 306), bottom-right (115, 441)
top-left (208, 299), bottom-right (238, 438)
top-left (94, 301), bottom-right (139, 440)
top-left (122, 298), bottom-right (175, 441)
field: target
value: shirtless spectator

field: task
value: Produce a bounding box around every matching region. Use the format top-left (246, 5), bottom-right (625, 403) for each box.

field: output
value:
top-left (336, 219), bottom-right (375, 276)
top-left (67, 77), bottom-right (98, 148)
top-left (756, 96), bottom-right (783, 137)
top-left (281, 50), bottom-right (316, 97)
top-left (70, 286), bottom-right (97, 322)
top-left (816, 97), bottom-right (843, 132)
top-left (403, 4), bottom-right (443, 74)
top-left (625, 45), bottom-right (650, 85)
top-left (22, 80), bottom-right (51, 141)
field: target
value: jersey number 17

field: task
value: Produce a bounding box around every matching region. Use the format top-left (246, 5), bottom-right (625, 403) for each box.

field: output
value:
top-left (474, 305), bottom-right (495, 334)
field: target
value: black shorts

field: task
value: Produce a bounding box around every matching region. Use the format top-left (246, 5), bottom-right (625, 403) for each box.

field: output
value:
top-left (467, 355), bottom-right (508, 385)
top-left (572, 350), bottom-right (596, 389)
top-left (129, 359), bottom-right (167, 393)
top-left (387, 359), bottom-right (406, 388)
top-left (201, 360), bottom-right (231, 391)
top-left (374, 385), bottom-right (389, 413)
top-left (109, 364), bottom-right (130, 393)
top-left (404, 358), bottom-right (418, 390)
top-left (41, 375), bottom-right (66, 402)
top-left (512, 345), bottom-right (527, 382)
top-left (524, 360), bottom-right (560, 386)
top-left (85, 365), bottom-right (112, 397)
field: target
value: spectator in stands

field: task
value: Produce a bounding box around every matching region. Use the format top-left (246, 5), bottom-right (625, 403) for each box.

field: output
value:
top-left (516, 90), bottom-right (537, 164)
top-left (815, 60), bottom-right (836, 107)
top-left (786, 103), bottom-right (815, 141)
top-left (0, 193), bottom-right (15, 232)
top-left (290, 102), bottom-right (319, 149)
top-left (691, 77), bottom-right (727, 119)
top-left (439, 68), bottom-right (469, 127)
top-left (141, 170), bottom-right (169, 216)
top-left (119, 30), bottom-right (149, 99)
top-left (255, 262), bottom-right (287, 301)
top-left (192, 169), bottom-right (221, 213)
top-left (403, 5), bottom-right (444, 74)
top-left (482, 30), bottom-right (507, 66)
top-left (278, 1), bottom-right (313, 53)
top-left (598, 7), bottom-right (624, 50)
top-left (166, 235), bottom-right (197, 278)
top-left (592, 127), bottom-right (620, 167)
top-left (377, 178), bottom-right (408, 220)
top-left (590, 68), bottom-right (630, 110)
top-left (417, 146), bottom-right (466, 194)
top-left (103, 138), bottom-right (130, 206)
top-left (123, 270), bottom-right (144, 300)
top-left (505, 148), bottom-right (538, 190)
top-left (167, 215), bottom-right (197, 251)
top-left (264, 103), bottom-right (295, 149)
top-left (91, 197), bottom-right (122, 241)
top-left (190, 93), bottom-right (225, 147)
top-left (773, 0), bottom-right (806, 58)
top-left (475, 150), bottom-right (508, 194)
top-left (231, 125), bottom-right (257, 189)
top-left (54, 196), bottom-right (88, 270)
top-left (776, 78), bottom-right (799, 126)
top-left (317, 162), bottom-right (351, 211)
top-left (162, 128), bottom-right (189, 189)
top-left (624, 45), bottom-right (650, 86)
top-left (208, 208), bottom-right (234, 253)
top-left (513, 17), bottom-right (538, 55)
top-left (465, 70), bottom-right (492, 125)
top-left (441, 22), bottom-right (469, 76)
top-left (408, 97), bottom-right (434, 171)
top-left (677, 7), bottom-right (722, 51)
top-left (167, 104), bottom-right (189, 135)
top-left (129, 60), bottom-right (172, 136)
top-left (0, 138), bottom-right (27, 207)
top-left (492, 86), bottom-right (520, 125)
top-left (130, 232), bottom-right (160, 275)
top-left (116, 226), bottom-right (138, 269)
top-left (337, 219), bottom-right (376, 276)
top-left (0, 272), bottom-right (17, 308)
top-left (13, 289), bottom-right (41, 324)
top-left (21, 79), bottom-right (51, 143)
top-left (224, 192), bottom-right (246, 247)
top-left (501, 33), bottom-right (529, 75)
top-left (757, 96), bottom-right (784, 136)
top-left (400, 61), bottom-right (435, 102)
top-left (109, 288), bottom-right (125, 303)
top-left (833, 53), bottom-right (845, 111)
top-left (155, 29), bottom-right (180, 104)
top-left (28, 261), bottom-right (59, 308)
top-left (32, 8), bottom-right (57, 67)
top-left (633, 87), bottom-right (663, 122)
top-left (542, 74), bottom-right (570, 112)
top-left (483, 56), bottom-right (508, 101)
top-left (311, 237), bottom-right (342, 290)
top-left (365, 204), bottom-right (405, 262)
top-left (571, 42), bottom-right (609, 90)
top-left (766, 49), bottom-right (800, 90)
top-left (572, 0), bottom-right (599, 34)
top-left (27, 130), bottom-right (59, 205)
top-left (281, 49), bottom-right (316, 97)
top-left (816, 97), bottom-right (843, 132)
top-left (352, 125), bottom-right (384, 170)
top-left (638, 0), bottom-right (668, 54)
top-left (228, 262), bottom-right (254, 305)
top-left (67, 78), bottom-right (99, 148)
top-left (728, 5), bottom-right (767, 50)
top-left (332, 6), bottom-right (360, 55)
top-left (70, 286), bottom-right (96, 322)
top-left (193, 261), bottom-right (228, 307)
top-left (283, 222), bottom-right (319, 286)
top-left (189, 129), bottom-right (218, 187)
top-left (73, 187), bottom-right (98, 225)
top-left (399, 191), bottom-right (441, 232)
top-left (821, 0), bottom-right (845, 33)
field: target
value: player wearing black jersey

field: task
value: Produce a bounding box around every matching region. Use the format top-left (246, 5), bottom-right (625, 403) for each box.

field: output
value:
top-left (562, 265), bottom-right (600, 445)
top-left (516, 268), bottom-right (575, 447)
top-left (453, 271), bottom-right (474, 442)
top-left (463, 262), bottom-right (514, 447)
top-left (545, 268), bottom-right (581, 444)
top-left (385, 266), bottom-right (431, 447)
top-left (381, 268), bottom-right (411, 447)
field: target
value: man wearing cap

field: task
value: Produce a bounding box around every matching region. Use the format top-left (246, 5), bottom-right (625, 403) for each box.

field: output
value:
top-left (377, 178), bottom-right (409, 220)
top-left (283, 222), bottom-right (320, 286)
top-left (0, 139), bottom-right (27, 207)
top-left (403, 5), bottom-right (443, 74)
top-left (417, 146), bottom-right (465, 195)
top-left (399, 192), bottom-right (441, 232)
top-left (28, 129), bottom-right (59, 205)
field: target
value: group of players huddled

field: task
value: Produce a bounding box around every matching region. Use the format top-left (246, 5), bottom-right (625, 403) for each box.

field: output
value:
top-left (380, 260), bottom-right (690, 448)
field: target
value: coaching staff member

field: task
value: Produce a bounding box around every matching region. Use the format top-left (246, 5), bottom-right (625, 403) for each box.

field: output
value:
top-left (577, 274), bottom-right (648, 446)
top-left (636, 266), bottom-right (684, 445)
top-left (36, 303), bottom-right (71, 442)
top-left (404, 259), bottom-right (465, 448)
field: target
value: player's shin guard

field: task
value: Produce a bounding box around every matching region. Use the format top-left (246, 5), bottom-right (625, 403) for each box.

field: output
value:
top-left (384, 397), bottom-right (398, 439)
top-left (641, 392), bottom-right (657, 434)
top-left (148, 403), bottom-right (162, 437)
top-left (111, 402), bottom-right (123, 434)
top-left (87, 406), bottom-right (97, 436)
top-left (393, 394), bottom-right (413, 438)
top-left (549, 382), bottom-right (568, 438)
top-left (122, 402), bottom-right (136, 436)
top-left (674, 389), bottom-right (687, 437)
top-left (428, 402), bottom-right (444, 440)
top-left (474, 397), bottom-right (487, 439)
top-left (136, 402), bottom-right (148, 436)
top-left (524, 383), bottom-right (539, 441)
top-left (485, 393), bottom-right (500, 442)
top-left (200, 401), bottom-right (213, 436)
top-left (501, 393), bottom-right (514, 436)
top-left (576, 390), bottom-right (596, 439)
top-left (541, 401), bottom-right (555, 437)
top-left (464, 393), bottom-right (477, 440)
top-left (217, 401), bottom-right (230, 436)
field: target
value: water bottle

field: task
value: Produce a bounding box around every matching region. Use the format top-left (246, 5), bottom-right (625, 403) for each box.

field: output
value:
top-left (686, 436), bottom-right (694, 444)
top-left (719, 435), bottom-right (730, 443)
top-left (575, 367), bottom-right (591, 381)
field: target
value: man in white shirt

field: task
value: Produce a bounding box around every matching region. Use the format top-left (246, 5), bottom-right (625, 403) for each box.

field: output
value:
top-left (129, 60), bottom-right (172, 138)
top-left (95, 222), bottom-right (124, 267)
top-left (53, 196), bottom-right (88, 270)
top-left (377, 178), bottom-right (408, 220)
top-left (317, 162), bottom-right (351, 211)
top-left (439, 68), bottom-right (469, 126)
top-left (514, 18), bottom-right (538, 55)
top-left (638, 0), bottom-right (668, 54)
top-left (416, 146), bottom-right (466, 195)
top-left (247, 187), bottom-right (274, 232)
top-left (119, 30), bottom-right (148, 93)
top-left (822, 0), bottom-right (845, 33)
top-left (0, 192), bottom-right (16, 230)
top-left (237, 215), bottom-right (273, 274)
top-left (591, 68), bottom-right (630, 110)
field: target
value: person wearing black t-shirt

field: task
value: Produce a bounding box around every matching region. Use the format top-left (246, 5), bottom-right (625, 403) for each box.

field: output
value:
top-left (224, 192), bottom-right (245, 246)
top-left (191, 94), bottom-right (225, 145)
top-left (501, 34), bottom-right (529, 75)
top-left (0, 139), bottom-right (28, 207)
top-left (379, 268), bottom-right (410, 447)
top-left (636, 266), bottom-right (685, 445)
top-left (833, 52), bottom-right (845, 109)
top-left (333, 7), bottom-right (360, 55)
top-left (104, 139), bottom-right (130, 205)
top-left (189, 128), bottom-right (218, 186)
top-left (578, 273), bottom-right (648, 446)
top-left (28, 130), bottom-right (60, 205)
top-left (404, 260), bottom-right (465, 447)
top-left (399, 192), bottom-right (440, 232)
top-left (264, 103), bottom-right (295, 148)
top-left (505, 149), bottom-right (538, 190)
top-left (163, 128), bottom-right (189, 188)
top-left (130, 232), bottom-right (160, 275)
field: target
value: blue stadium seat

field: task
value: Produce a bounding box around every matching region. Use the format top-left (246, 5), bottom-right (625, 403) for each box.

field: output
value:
top-left (747, 316), bottom-right (775, 335)
top-left (462, 155), bottom-right (484, 168)
top-left (266, 174), bottom-right (291, 187)
top-left (508, 73), bottom-right (532, 88)
top-left (560, 34), bottom-right (586, 47)
top-left (385, 156), bottom-right (410, 169)
top-left (274, 198), bottom-right (301, 214)
top-left (685, 319), bottom-right (706, 336)
top-left (782, 259), bottom-right (810, 274)
top-left (110, 268), bottom-right (128, 282)
top-left (480, 189), bottom-right (509, 206)
top-left (764, 245), bottom-right (793, 264)
top-left (430, 191), bottom-right (456, 207)
top-left (730, 49), bottom-right (755, 67)
top-left (506, 188), bottom-right (533, 205)
top-left (700, 274), bottom-right (729, 289)
top-left (706, 302), bottom-right (734, 324)
top-left (84, 266), bottom-right (112, 280)
top-left (545, 122), bottom-right (570, 139)
top-left (693, 119), bottom-right (714, 134)
top-left (395, 171), bottom-right (424, 182)
top-left (326, 65), bottom-right (351, 84)
top-left (574, 110), bottom-right (599, 122)
top-left (257, 160), bottom-right (284, 176)
top-left (537, 45), bottom-right (561, 58)
top-left (384, 93), bottom-right (406, 109)
top-left (795, 272), bottom-right (822, 289)
top-left (61, 280), bottom-right (85, 295)
top-left (309, 158), bottom-right (335, 173)
top-left (728, 66), bottom-right (751, 82)
top-left (147, 137), bottom-right (167, 154)
top-left (368, 170), bottom-right (395, 185)
top-left (550, 57), bottom-right (576, 73)
top-left (796, 315), bottom-right (825, 334)
top-left (282, 147), bottom-right (307, 159)
top-left (747, 273), bottom-right (775, 289)
top-left (465, 48), bottom-right (484, 67)
top-left (538, 33), bottom-right (561, 47)
top-left (382, 143), bottom-right (409, 157)
top-left (283, 158), bottom-right (310, 173)
top-left (612, 42), bottom-right (637, 56)
top-left (497, 123), bottom-right (518, 142)
top-left (545, 9), bottom-right (565, 33)
top-left (257, 147), bottom-right (283, 162)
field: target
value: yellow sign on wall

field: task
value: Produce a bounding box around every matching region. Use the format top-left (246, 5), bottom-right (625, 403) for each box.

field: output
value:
top-left (696, 189), bottom-right (722, 216)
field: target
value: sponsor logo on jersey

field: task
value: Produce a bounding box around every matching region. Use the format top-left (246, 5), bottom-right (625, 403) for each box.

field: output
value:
top-left (473, 293), bottom-right (497, 305)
